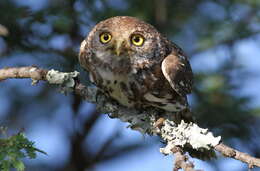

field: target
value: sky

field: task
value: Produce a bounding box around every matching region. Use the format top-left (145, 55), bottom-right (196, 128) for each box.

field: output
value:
top-left (1, 1), bottom-right (260, 171)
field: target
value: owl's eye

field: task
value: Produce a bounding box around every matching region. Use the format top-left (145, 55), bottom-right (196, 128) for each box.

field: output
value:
top-left (100, 32), bottom-right (112, 44)
top-left (131, 34), bottom-right (145, 46)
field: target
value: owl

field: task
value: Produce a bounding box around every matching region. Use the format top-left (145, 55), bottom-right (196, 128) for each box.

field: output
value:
top-left (79, 16), bottom-right (193, 115)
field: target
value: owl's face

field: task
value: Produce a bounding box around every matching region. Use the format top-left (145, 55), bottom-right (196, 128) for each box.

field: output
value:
top-left (87, 16), bottom-right (165, 68)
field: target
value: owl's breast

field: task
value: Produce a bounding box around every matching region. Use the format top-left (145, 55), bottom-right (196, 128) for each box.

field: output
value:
top-left (88, 61), bottom-right (187, 112)
top-left (90, 67), bottom-right (141, 107)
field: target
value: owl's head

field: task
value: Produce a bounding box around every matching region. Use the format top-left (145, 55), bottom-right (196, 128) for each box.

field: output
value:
top-left (84, 16), bottom-right (167, 65)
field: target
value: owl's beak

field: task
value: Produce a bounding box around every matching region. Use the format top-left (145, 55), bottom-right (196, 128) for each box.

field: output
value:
top-left (114, 40), bottom-right (124, 56)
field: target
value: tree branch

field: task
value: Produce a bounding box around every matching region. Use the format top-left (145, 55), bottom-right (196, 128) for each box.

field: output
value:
top-left (1, 66), bottom-right (260, 170)
top-left (0, 24), bottom-right (9, 36)
top-left (215, 143), bottom-right (260, 169)
top-left (172, 146), bottom-right (202, 171)
top-left (0, 66), bottom-right (47, 82)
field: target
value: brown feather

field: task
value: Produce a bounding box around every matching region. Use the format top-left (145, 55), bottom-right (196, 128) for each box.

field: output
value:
top-left (161, 50), bottom-right (193, 96)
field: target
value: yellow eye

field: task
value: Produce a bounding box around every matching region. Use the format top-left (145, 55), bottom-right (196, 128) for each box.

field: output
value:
top-left (100, 32), bottom-right (112, 44)
top-left (131, 34), bottom-right (145, 46)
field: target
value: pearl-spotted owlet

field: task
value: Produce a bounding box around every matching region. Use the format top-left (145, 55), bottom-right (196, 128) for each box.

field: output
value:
top-left (79, 16), bottom-right (193, 115)
top-left (79, 16), bottom-right (216, 160)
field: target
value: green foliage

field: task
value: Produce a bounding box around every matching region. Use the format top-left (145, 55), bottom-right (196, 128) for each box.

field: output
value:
top-left (0, 127), bottom-right (46, 171)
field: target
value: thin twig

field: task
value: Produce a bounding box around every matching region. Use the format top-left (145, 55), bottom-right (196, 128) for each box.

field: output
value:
top-left (171, 146), bottom-right (202, 171)
top-left (0, 66), bottom-right (47, 81)
top-left (0, 24), bottom-right (9, 36)
top-left (215, 143), bottom-right (260, 169)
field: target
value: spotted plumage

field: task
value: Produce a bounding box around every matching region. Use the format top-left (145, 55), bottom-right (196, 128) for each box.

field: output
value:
top-left (79, 16), bottom-right (193, 114)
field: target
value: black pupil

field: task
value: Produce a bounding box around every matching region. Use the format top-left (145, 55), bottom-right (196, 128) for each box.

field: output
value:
top-left (134, 36), bottom-right (140, 42)
top-left (103, 34), bottom-right (109, 40)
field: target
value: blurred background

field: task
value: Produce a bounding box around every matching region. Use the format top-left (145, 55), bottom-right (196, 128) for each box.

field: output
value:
top-left (0, 0), bottom-right (260, 170)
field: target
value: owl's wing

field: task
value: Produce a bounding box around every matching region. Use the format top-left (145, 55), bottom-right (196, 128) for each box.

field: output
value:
top-left (161, 49), bottom-right (193, 96)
